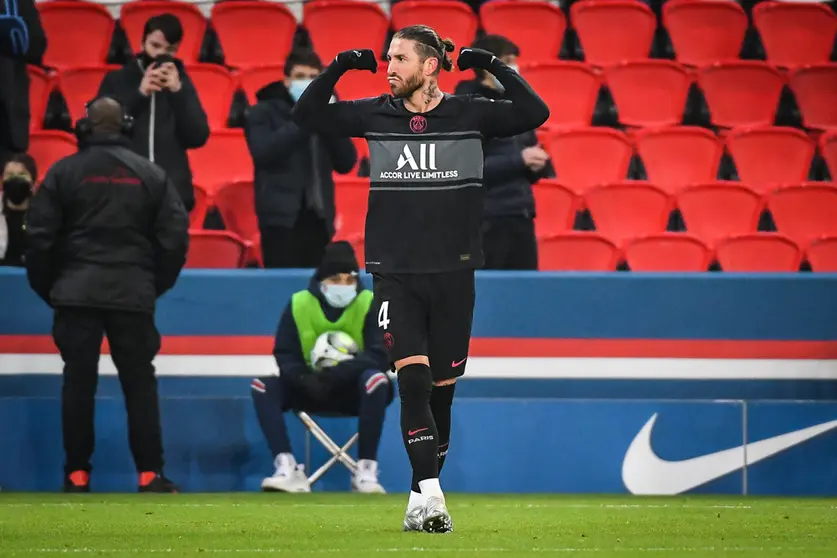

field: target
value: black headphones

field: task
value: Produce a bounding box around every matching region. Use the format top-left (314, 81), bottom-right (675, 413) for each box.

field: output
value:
top-left (74, 96), bottom-right (135, 140)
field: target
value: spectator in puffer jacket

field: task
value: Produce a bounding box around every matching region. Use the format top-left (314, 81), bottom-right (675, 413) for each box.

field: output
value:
top-left (454, 35), bottom-right (554, 271)
top-left (244, 48), bottom-right (357, 269)
top-left (96, 13), bottom-right (209, 213)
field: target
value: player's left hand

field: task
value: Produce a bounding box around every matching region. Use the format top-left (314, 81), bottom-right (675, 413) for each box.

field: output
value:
top-left (457, 47), bottom-right (497, 72)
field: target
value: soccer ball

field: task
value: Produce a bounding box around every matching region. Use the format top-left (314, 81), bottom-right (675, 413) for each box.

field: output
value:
top-left (310, 331), bottom-right (358, 372)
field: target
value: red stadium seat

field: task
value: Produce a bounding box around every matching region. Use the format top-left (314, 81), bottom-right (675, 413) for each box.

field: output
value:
top-left (624, 233), bottom-right (711, 271)
top-left (479, 1), bottom-right (566, 63)
top-left (27, 66), bottom-right (52, 131)
top-left (58, 66), bottom-right (121, 126)
top-left (333, 177), bottom-right (369, 242)
top-left (676, 183), bottom-right (762, 247)
top-left (532, 180), bottom-right (577, 239)
top-left (185, 230), bottom-right (247, 268)
top-left (191, 183), bottom-right (210, 229)
top-left (542, 127), bottom-right (633, 195)
top-left (28, 131), bottom-right (78, 176)
top-left (120, 1), bottom-right (207, 64)
top-left (807, 237), bottom-right (837, 272)
top-left (753, 1), bottom-right (837, 69)
top-left (519, 62), bottom-right (601, 130)
top-left (584, 181), bottom-right (671, 247)
top-left (438, 67), bottom-right (468, 94)
top-left (538, 233), bottom-right (620, 271)
top-left (336, 62), bottom-right (388, 100)
top-left (213, 181), bottom-right (261, 264)
top-left (238, 65), bottom-right (286, 106)
top-left (214, 181), bottom-right (258, 246)
top-left (570, 0), bottom-right (656, 67)
top-left (767, 184), bottom-right (837, 247)
top-left (819, 130), bottom-right (837, 179)
top-left (187, 64), bottom-right (236, 130)
top-left (187, 130), bottom-right (253, 196)
top-left (349, 237), bottom-right (366, 270)
top-left (604, 60), bottom-right (692, 128)
top-left (789, 64), bottom-right (837, 131)
top-left (726, 126), bottom-right (815, 194)
top-left (662, 0), bottom-right (748, 67)
top-left (634, 126), bottom-right (723, 195)
top-left (303, 1), bottom-right (389, 64)
top-left (715, 234), bottom-right (802, 272)
top-left (391, 1), bottom-right (478, 66)
top-left (37, 1), bottom-right (114, 69)
top-left (696, 62), bottom-right (785, 129)
top-left (210, 2), bottom-right (297, 68)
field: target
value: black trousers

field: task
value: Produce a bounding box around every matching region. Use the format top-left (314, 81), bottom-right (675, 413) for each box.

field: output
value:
top-left (482, 216), bottom-right (539, 270)
top-left (260, 209), bottom-right (332, 269)
top-left (52, 307), bottom-right (164, 475)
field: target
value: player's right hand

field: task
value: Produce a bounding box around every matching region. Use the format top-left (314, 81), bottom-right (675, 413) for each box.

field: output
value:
top-left (335, 49), bottom-right (378, 73)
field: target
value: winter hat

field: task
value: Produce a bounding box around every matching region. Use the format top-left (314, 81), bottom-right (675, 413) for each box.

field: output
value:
top-left (315, 241), bottom-right (359, 280)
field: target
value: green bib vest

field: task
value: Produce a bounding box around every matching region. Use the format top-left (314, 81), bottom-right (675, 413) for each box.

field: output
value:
top-left (291, 289), bottom-right (373, 367)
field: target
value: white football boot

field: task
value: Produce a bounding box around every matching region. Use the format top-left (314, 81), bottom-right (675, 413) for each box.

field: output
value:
top-left (422, 495), bottom-right (453, 533)
top-left (261, 453), bottom-right (311, 493)
top-left (402, 491), bottom-right (425, 532)
top-left (351, 459), bottom-right (386, 494)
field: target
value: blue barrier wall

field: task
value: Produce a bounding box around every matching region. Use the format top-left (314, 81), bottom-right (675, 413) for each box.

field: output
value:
top-left (1, 269), bottom-right (837, 495)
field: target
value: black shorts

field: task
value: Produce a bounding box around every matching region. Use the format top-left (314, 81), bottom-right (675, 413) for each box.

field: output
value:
top-left (371, 270), bottom-right (475, 382)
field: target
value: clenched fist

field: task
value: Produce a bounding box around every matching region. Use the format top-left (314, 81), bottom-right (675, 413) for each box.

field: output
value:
top-left (335, 49), bottom-right (378, 73)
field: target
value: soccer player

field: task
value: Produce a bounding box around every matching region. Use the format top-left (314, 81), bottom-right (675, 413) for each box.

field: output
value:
top-left (292, 25), bottom-right (549, 533)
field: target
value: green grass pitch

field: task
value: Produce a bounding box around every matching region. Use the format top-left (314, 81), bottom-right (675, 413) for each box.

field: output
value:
top-left (1, 493), bottom-right (835, 556)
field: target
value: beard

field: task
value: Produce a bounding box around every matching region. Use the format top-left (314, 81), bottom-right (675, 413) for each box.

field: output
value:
top-left (390, 71), bottom-right (424, 99)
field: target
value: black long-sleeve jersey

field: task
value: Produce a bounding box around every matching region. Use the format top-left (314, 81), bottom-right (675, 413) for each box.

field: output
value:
top-left (292, 60), bottom-right (550, 273)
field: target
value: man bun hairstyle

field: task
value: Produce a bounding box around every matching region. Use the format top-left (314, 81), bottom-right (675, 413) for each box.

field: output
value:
top-left (394, 25), bottom-right (455, 75)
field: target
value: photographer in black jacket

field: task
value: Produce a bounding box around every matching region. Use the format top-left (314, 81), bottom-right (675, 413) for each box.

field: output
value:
top-left (96, 13), bottom-right (209, 212)
top-left (25, 97), bottom-right (189, 493)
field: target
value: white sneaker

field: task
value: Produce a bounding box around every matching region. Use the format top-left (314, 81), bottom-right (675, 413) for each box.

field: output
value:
top-left (351, 459), bottom-right (386, 494)
top-left (261, 453), bottom-right (311, 493)
top-left (422, 495), bottom-right (453, 533)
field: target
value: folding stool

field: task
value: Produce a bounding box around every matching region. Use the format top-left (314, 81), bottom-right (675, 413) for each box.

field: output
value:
top-left (295, 410), bottom-right (359, 485)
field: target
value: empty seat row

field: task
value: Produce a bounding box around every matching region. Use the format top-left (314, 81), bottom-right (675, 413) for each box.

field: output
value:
top-left (527, 60), bottom-right (837, 131)
top-left (539, 126), bottom-right (836, 194)
top-left (28, 59), bottom-right (837, 140)
top-left (35, 0), bottom-right (837, 70)
top-left (537, 232), bottom-right (837, 272)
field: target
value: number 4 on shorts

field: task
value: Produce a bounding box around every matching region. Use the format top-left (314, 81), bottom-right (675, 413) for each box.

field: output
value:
top-left (378, 300), bottom-right (390, 330)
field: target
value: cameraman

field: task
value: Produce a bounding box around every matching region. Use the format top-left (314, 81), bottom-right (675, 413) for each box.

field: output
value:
top-left (251, 241), bottom-right (392, 494)
top-left (0, 152), bottom-right (36, 266)
top-left (25, 97), bottom-right (189, 493)
top-left (96, 13), bottom-right (209, 212)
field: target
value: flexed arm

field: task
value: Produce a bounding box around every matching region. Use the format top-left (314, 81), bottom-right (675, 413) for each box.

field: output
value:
top-left (291, 49), bottom-right (379, 138)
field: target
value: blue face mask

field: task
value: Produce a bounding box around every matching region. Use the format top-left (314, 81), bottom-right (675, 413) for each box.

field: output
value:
top-left (321, 283), bottom-right (357, 308)
top-left (288, 79), bottom-right (313, 102)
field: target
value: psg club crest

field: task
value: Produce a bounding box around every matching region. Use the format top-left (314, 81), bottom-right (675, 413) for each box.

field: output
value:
top-left (410, 115), bottom-right (427, 134)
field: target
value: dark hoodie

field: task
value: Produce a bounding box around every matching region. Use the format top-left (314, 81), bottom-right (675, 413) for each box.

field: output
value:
top-left (272, 274), bottom-right (388, 387)
top-left (244, 80), bottom-right (356, 232)
top-left (454, 78), bottom-right (554, 219)
top-left (96, 57), bottom-right (210, 212)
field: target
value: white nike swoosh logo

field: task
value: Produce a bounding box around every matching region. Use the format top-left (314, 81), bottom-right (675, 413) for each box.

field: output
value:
top-left (622, 413), bottom-right (837, 495)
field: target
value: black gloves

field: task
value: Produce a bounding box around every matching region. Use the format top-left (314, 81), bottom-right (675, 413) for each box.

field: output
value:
top-left (298, 373), bottom-right (332, 401)
top-left (335, 49), bottom-right (378, 73)
top-left (457, 47), bottom-right (498, 72)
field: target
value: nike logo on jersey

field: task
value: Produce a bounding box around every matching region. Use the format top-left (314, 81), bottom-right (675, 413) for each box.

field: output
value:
top-left (408, 428), bottom-right (428, 436)
top-left (622, 413), bottom-right (837, 495)
top-left (452, 358), bottom-right (467, 368)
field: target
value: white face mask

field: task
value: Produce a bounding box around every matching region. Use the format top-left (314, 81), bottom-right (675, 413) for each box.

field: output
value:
top-left (288, 78), bottom-right (313, 102)
top-left (321, 283), bottom-right (357, 308)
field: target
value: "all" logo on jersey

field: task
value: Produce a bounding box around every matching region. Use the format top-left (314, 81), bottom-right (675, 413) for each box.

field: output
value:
top-left (396, 144), bottom-right (437, 171)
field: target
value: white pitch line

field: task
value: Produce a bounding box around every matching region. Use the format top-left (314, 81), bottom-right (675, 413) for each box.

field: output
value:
top-left (1, 502), bottom-right (835, 510)
top-left (7, 547), bottom-right (807, 554)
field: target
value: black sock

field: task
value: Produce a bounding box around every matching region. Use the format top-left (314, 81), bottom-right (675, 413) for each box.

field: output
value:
top-left (431, 383), bottom-right (455, 472)
top-left (398, 364), bottom-right (439, 489)
top-left (411, 382), bottom-right (456, 492)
